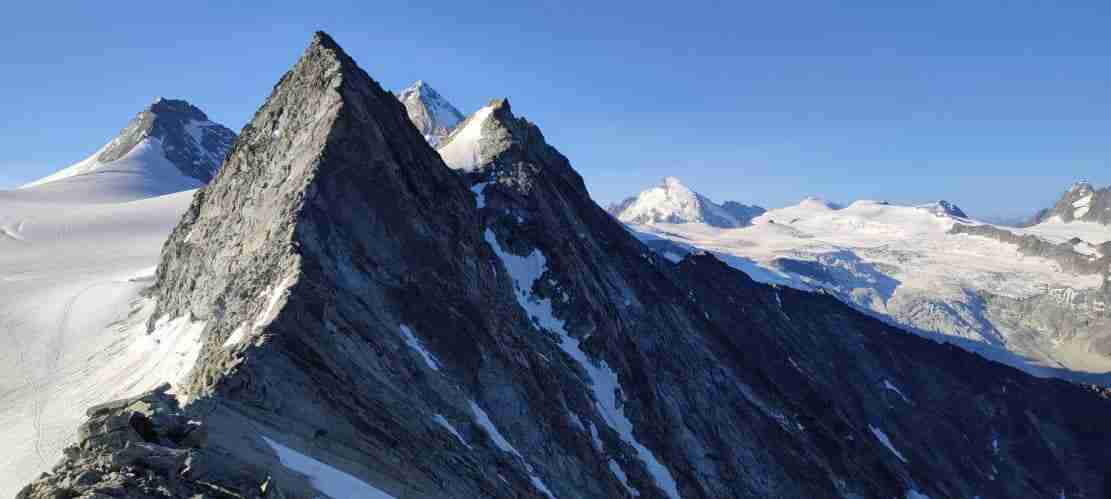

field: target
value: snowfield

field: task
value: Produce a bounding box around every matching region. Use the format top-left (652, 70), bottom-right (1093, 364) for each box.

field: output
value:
top-left (1019, 216), bottom-right (1111, 244)
top-left (630, 197), bottom-right (1111, 382)
top-left (0, 183), bottom-right (196, 496)
top-left (18, 137), bottom-right (206, 203)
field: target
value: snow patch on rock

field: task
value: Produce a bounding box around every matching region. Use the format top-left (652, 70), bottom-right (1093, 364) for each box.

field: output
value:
top-left (263, 436), bottom-right (396, 499)
top-left (438, 105), bottom-right (494, 171)
top-left (399, 324), bottom-right (440, 371)
top-left (869, 425), bottom-right (907, 463)
top-left (484, 228), bottom-right (680, 499)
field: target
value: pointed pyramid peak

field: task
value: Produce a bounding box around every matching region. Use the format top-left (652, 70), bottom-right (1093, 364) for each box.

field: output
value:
top-left (293, 31), bottom-right (367, 86)
top-left (152, 29), bottom-right (470, 326)
top-left (309, 30), bottom-right (342, 52)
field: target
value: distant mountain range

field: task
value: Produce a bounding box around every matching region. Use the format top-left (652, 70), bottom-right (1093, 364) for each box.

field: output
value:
top-left (617, 176), bottom-right (1111, 385)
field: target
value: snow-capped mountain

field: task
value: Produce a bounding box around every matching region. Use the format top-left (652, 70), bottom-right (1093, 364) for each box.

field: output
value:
top-left (630, 193), bottom-right (1111, 385)
top-left (397, 80), bottom-right (465, 146)
top-left (1032, 181), bottom-right (1111, 225)
top-left (435, 99), bottom-right (501, 171)
top-left (0, 99), bottom-right (226, 493)
top-left (18, 32), bottom-right (1111, 499)
top-left (608, 177), bottom-right (765, 228)
top-left (19, 99), bottom-right (235, 202)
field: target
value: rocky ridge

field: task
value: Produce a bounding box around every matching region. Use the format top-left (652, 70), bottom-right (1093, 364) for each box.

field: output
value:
top-left (20, 32), bottom-right (1111, 498)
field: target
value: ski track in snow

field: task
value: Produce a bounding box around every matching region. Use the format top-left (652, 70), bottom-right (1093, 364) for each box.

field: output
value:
top-left (0, 186), bottom-right (195, 496)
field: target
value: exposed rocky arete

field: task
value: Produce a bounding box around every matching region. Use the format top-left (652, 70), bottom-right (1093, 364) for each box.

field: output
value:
top-left (20, 32), bottom-right (1111, 498)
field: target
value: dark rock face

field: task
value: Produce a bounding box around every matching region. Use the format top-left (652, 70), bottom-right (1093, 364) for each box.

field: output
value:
top-left (1032, 181), bottom-right (1111, 225)
top-left (98, 98), bottom-right (236, 183)
top-left (23, 32), bottom-right (1111, 498)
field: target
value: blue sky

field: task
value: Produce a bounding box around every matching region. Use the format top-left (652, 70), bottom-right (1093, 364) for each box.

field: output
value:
top-left (2, 1), bottom-right (1109, 218)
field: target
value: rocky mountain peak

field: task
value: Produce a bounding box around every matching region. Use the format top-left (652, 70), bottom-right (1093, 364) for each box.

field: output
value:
top-left (147, 97), bottom-right (210, 121)
top-left (20, 97), bottom-right (235, 191)
top-left (97, 97), bottom-right (235, 183)
top-left (1032, 180), bottom-right (1111, 225)
top-left (398, 79), bottom-right (465, 146)
top-left (608, 177), bottom-right (764, 228)
top-left (24, 30), bottom-right (1111, 499)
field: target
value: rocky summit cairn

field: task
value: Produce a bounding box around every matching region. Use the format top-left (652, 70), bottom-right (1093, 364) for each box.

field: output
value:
top-left (21, 31), bottom-right (1111, 498)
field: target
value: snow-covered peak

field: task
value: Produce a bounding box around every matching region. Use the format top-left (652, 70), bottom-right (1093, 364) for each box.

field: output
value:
top-left (1031, 180), bottom-right (1111, 226)
top-left (19, 99), bottom-right (235, 201)
top-left (610, 177), bottom-right (760, 228)
top-left (436, 103), bottom-right (497, 171)
top-left (398, 80), bottom-right (464, 147)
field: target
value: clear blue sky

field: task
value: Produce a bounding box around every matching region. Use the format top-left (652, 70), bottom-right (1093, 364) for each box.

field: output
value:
top-left (2, 1), bottom-right (1109, 218)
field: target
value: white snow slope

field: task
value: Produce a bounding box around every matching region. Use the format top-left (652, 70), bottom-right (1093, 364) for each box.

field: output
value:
top-left (19, 137), bottom-right (205, 203)
top-left (631, 197), bottom-right (1111, 382)
top-left (0, 184), bottom-right (197, 496)
top-left (436, 104), bottom-right (495, 172)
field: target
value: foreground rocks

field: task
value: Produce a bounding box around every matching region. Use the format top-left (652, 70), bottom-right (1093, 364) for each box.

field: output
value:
top-left (17, 385), bottom-right (235, 499)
